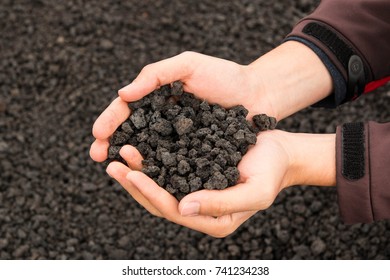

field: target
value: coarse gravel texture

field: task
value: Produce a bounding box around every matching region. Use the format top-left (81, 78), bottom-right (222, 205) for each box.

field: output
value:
top-left (1, 0), bottom-right (390, 260)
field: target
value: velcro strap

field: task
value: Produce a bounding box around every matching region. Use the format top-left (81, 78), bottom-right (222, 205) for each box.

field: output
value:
top-left (303, 22), bottom-right (366, 99)
top-left (303, 22), bottom-right (353, 70)
top-left (342, 122), bottom-right (365, 180)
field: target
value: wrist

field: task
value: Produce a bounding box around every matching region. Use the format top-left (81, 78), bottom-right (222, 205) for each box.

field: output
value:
top-left (247, 41), bottom-right (333, 120)
top-left (284, 132), bottom-right (336, 188)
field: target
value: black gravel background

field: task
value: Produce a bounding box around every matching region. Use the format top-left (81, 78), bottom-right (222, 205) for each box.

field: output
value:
top-left (1, 0), bottom-right (389, 260)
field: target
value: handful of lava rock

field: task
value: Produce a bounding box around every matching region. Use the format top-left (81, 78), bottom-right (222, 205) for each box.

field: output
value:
top-left (108, 81), bottom-right (276, 200)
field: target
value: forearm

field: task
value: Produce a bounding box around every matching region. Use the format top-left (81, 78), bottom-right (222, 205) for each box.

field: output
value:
top-left (247, 41), bottom-right (333, 121)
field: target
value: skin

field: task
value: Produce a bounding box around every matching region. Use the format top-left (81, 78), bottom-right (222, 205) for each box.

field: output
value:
top-left (90, 41), bottom-right (336, 237)
top-left (122, 131), bottom-right (335, 238)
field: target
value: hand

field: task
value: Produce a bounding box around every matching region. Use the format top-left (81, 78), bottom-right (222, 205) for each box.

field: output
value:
top-left (88, 50), bottom-right (280, 227)
top-left (117, 130), bottom-right (336, 237)
top-left (90, 41), bottom-right (332, 162)
top-left (117, 51), bottom-right (275, 119)
top-left (90, 51), bottom-right (273, 162)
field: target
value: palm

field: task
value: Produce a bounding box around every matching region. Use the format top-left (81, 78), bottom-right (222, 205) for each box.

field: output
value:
top-left (236, 131), bottom-right (290, 210)
top-left (118, 131), bottom-right (291, 238)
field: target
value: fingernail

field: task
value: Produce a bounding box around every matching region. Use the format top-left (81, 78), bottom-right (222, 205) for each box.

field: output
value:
top-left (180, 201), bottom-right (200, 217)
top-left (106, 167), bottom-right (113, 178)
top-left (119, 145), bottom-right (128, 157)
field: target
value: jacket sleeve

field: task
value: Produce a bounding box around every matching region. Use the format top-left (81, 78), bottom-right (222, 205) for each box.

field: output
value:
top-left (336, 121), bottom-right (390, 224)
top-left (286, 0), bottom-right (390, 107)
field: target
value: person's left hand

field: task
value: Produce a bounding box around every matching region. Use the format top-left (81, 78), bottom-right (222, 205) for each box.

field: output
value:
top-left (109, 130), bottom-right (299, 237)
top-left (106, 129), bottom-right (336, 237)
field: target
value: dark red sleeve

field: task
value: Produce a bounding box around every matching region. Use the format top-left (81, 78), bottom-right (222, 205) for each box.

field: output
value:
top-left (287, 0), bottom-right (390, 100)
top-left (336, 121), bottom-right (390, 224)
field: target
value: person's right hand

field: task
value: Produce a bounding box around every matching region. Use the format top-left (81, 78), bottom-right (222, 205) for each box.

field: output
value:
top-left (90, 51), bottom-right (271, 163)
top-left (117, 51), bottom-right (275, 119)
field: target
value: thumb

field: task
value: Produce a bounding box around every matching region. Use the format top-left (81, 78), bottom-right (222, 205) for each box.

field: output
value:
top-left (118, 51), bottom-right (198, 102)
top-left (178, 180), bottom-right (272, 217)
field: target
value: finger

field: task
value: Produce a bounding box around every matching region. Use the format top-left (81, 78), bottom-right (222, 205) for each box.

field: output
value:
top-left (118, 52), bottom-right (197, 102)
top-left (90, 139), bottom-right (109, 162)
top-left (126, 171), bottom-right (255, 237)
top-left (92, 97), bottom-right (131, 140)
top-left (119, 145), bottom-right (143, 171)
top-left (106, 161), bottom-right (162, 217)
top-left (126, 170), bottom-right (180, 220)
top-left (178, 177), bottom-right (274, 217)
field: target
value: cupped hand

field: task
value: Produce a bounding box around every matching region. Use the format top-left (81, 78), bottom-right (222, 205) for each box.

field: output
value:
top-left (122, 130), bottom-right (294, 238)
top-left (90, 51), bottom-right (274, 163)
top-left (98, 128), bottom-right (336, 237)
top-left (117, 51), bottom-right (274, 119)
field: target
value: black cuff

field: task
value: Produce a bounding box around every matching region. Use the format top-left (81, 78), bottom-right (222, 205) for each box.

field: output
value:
top-left (300, 22), bottom-right (367, 101)
top-left (284, 36), bottom-right (347, 108)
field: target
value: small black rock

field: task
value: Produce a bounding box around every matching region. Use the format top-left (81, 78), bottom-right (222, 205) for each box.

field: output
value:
top-left (130, 108), bottom-right (147, 129)
top-left (253, 114), bottom-right (277, 131)
top-left (174, 117), bottom-right (193, 135)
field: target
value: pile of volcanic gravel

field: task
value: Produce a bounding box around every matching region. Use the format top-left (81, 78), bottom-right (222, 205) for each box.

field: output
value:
top-left (108, 82), bottom-right (275, 200)
top-left (1, 0), bottom-right (390, 260)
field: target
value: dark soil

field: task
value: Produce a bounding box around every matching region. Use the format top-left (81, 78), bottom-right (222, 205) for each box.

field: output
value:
top-left (108, 82), bottom-right (274, 200)
top-left (1, 0), bottom-right (390, 260)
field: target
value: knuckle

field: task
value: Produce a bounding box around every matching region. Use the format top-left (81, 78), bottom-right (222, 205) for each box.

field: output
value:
top-left (140, 63), bottom-right (153, 74)
top-left (140, 62), bottom-right (165, 87)
top-left (212, 199), bottom-right (230, 216)
top-left (106, 108), bottom-right (119, 131)
top-left (179, 51), bottom-right (198, 68)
